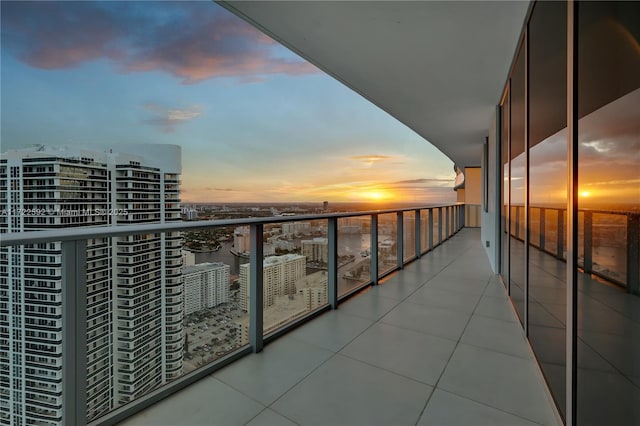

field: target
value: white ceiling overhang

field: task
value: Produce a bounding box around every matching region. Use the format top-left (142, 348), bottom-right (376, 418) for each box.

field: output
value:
top-left (219, 1), bottom-right (530, 168)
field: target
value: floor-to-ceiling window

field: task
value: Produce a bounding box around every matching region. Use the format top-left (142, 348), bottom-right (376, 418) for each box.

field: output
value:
top-left (509, 44), bottom-right (526, 324)
top-left (576, 2), bottom-right (640, 424)
top-left (499, 1), bottom-right (639, 423)
top-left (501, 85), bottom-right (510, 286)
top-left (527, 0), bottom-right (568, 417)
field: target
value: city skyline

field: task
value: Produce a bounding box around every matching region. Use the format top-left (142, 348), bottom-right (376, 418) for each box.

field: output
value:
top-left (0, 1), bottom-right (456, 205)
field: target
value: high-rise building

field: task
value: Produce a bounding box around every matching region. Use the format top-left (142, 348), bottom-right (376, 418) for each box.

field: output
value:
top-left (238, 254), bottom-right (306, 312)
top-left (183, 262), bottom-right (230, 316)
top-left (232, 225), bottom-right (250, 254)
top-left (0, 145), bottom-right (182, 424)
top-left (301, 237), bottom-right (328, 264)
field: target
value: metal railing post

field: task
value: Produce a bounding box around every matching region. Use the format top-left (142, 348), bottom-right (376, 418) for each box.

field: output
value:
top-left (249, 224), bottom-right (264, 353)
top-left (371, 214), bottom-right (379, 285)
top-left (62, 240), bottom-right (88, 426)
top-left (627, 213), bottom-right (639, 295)
top-left (453, 206), bottom-right (457, 231)
top-left (415, 209), bottom-right (421, 258)
top-left (584, 211), bottom-right (593, 271)
top-left (445, 206), bottom-right (450, 238)
top-left (438, 208), bottom-right (443, 245)
top-left (539, 207), bottom-right (546, 249)
top-left (428, 209), bottom-right (434, 251)
top-left (557, 209), bottom-right (565, 258)
top-left (328, 217), bottom-right (338, 308)
top-left (397, 211), bottom-right (404, 268)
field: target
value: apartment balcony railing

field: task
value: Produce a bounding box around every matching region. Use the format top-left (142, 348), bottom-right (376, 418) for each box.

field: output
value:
top-left (508, 205), bottom-right (640, 294)
top-left (0, 204), bottom-right (464, 426)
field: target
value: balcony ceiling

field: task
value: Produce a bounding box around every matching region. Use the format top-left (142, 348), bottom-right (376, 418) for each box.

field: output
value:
top-left (219, 1), bottom-right (530, 168)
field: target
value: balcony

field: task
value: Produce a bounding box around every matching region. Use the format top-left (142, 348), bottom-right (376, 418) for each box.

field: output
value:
top-left (116, 228), bottom-right (559, 426)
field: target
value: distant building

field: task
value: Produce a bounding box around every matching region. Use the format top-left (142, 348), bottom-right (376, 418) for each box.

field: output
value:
top-left (301, 237), bottom-right (329, 263)
top-left (296, 271), bottom-right (328, 310)
top-left (238, 254), bottom-right (306, 311)
top-left (281, 221), bottom-right (311, 236)
top-left (264, 243), bottom-right (276, 256)
top-left (323, 201), bottom-right (329, 212)
top-left (233, 225), bottom-right (250, 254)
top-left (339, 217), bottom-right (368, 234)
top-left (183, 263), bottom-right (230, 315)
top-left (182, 249), bottom-right (196, 266)
top-left (267, 235), bottom-right (295, 251)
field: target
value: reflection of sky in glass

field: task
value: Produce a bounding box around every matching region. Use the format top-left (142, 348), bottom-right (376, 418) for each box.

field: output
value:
top-left (520, 88), bottom-right (640, 209)
top-left (578, 88), bottom-right (640, 208)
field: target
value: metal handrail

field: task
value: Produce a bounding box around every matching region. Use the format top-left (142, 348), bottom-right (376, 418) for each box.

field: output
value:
top-left (0, 204), bottom-right (463, 246)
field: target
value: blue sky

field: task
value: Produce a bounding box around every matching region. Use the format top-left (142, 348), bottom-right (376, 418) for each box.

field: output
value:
top-left (1, 1), bottom-right (456, 203)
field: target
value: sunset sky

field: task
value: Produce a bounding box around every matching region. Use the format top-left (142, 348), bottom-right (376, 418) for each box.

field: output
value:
top-left (0, 1), bottom-right (456, 204)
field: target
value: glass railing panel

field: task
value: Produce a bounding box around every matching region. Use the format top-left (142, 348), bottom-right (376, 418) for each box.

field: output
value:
top-left (261, 219), bottom-right (329, 336)
top-left (85, 227), bottom-right (249, 423)
top-left (591, 213), bottom-right (627, 285)
top-left (420, 209), bottom-right (429, 253)
top-left (337, 216), bottom-right (372, 297)
top-left (377, 213), bottom-right (398, 277)
top-left (183, 226), bottom-right (249, 371)
top-left (403, 211), bottom-right (416, 262)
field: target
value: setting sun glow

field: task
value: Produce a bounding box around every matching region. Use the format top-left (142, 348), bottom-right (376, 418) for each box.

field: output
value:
top-left (360, 189), bottom-right (394, 202)
top-left (580, 191), bottom-right (591, 198)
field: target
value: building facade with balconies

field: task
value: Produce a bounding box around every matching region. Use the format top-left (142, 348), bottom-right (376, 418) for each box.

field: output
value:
top-left (0, 145), bottom-right (182, 424)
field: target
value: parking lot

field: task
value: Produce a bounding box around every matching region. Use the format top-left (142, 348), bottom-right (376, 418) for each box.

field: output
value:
top-left (183, 291), bottom-right (248, 372)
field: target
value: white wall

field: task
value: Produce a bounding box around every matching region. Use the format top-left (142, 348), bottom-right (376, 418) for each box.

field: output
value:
top-left (481, 107), bottom-right (500, 272)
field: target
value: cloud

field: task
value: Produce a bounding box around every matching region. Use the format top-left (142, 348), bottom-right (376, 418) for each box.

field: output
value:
top-left (143, 103), bottom-right (203, 133)
top-left (349, 155), bottom-right (397, 166)
top-left (392, 178), bottom-right (455, 185)
top-left (1, 1), bottom-right (319, 84)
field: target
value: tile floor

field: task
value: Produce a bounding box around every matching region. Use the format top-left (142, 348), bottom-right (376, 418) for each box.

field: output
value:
top-left (119, 229), bottom-right (560, 426)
